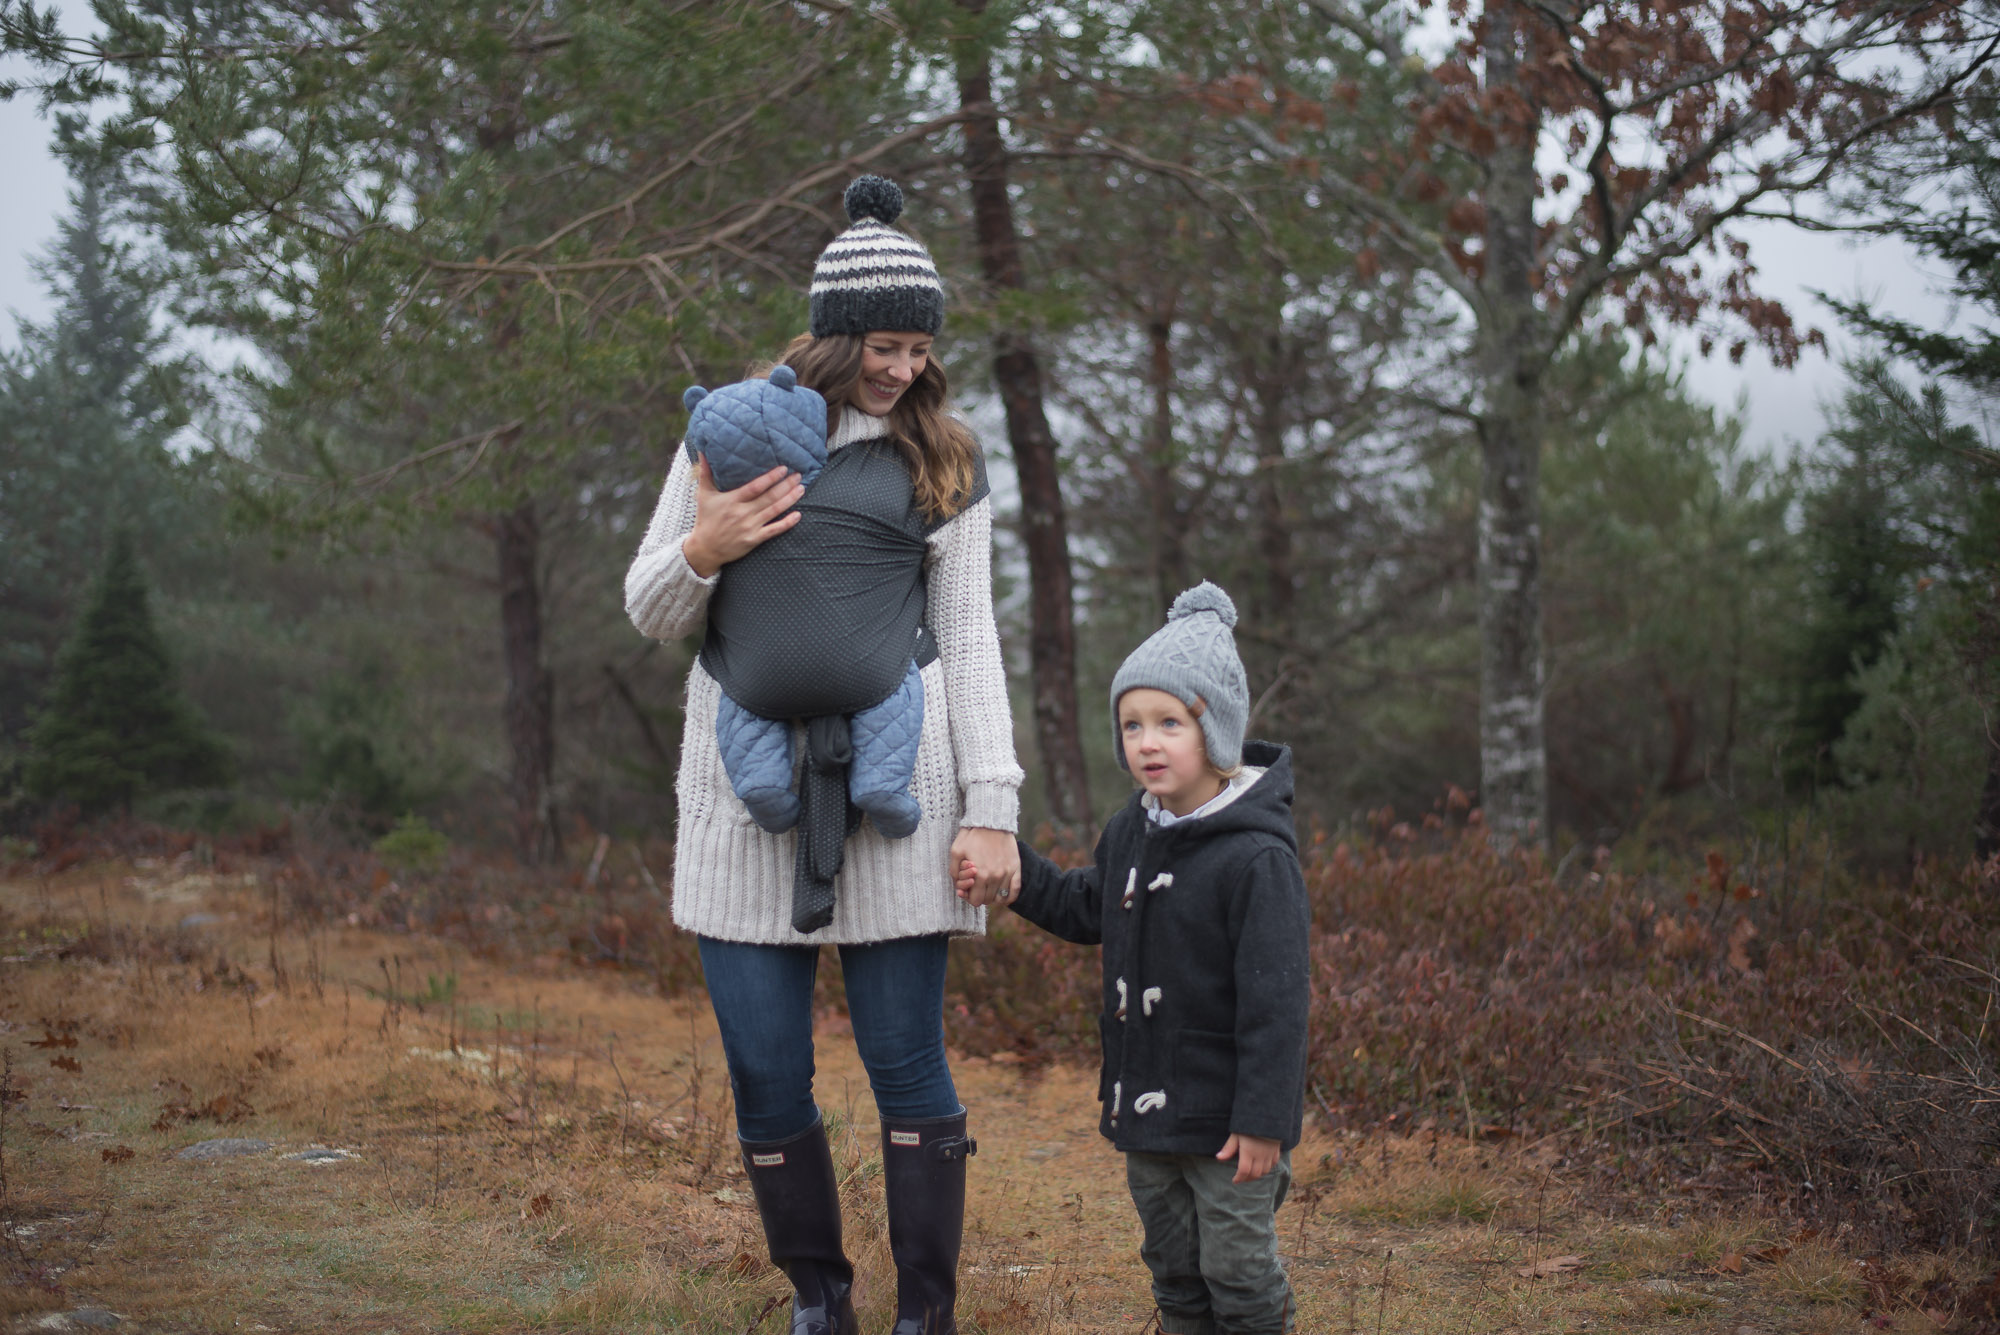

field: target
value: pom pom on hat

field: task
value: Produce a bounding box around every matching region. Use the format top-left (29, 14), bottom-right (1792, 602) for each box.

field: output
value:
top-left (843, 175), bottom-right (904, 225)
top-left (1169, 581), bottom-right (1237, 628)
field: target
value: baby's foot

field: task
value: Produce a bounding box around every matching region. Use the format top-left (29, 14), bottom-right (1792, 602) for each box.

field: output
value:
top-left (739, 788), bottom-right (800, 833)
top-left (852, 790), bottom-right (920, 839)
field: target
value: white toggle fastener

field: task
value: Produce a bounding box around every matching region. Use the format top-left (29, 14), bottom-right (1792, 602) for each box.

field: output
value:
top-left (1115, 977), bottom-right (1128, 1021)
top-left (1142, 986), bottom-right (1162, 1017)
top-left (1147, 872), bottom-right (1174, 892)
top-left (1111, 1081), bottom-right (1122, 1121)
top-left (1133, 1090), bottom-right (1168, 1115)
top-left (1121, 867), bottom-right (1138, 909)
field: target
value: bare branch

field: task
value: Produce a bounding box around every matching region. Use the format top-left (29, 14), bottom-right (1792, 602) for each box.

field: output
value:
top-left (503, 55), bottom-right (832, 263)
top-left (347, 419), bottom-right (525, 493)
top-left (419, 110), bottom-right (976, 294)
top-left (1297, 0), bottom-right (1409, 62)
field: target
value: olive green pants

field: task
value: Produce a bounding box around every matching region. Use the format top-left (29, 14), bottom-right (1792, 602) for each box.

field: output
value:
top-left (1124, 1149), bottom-right (1294, 1335)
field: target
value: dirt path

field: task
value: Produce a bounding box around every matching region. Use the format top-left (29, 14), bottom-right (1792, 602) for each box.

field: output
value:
top-left (0, 859), bottom-right (1922, 1333)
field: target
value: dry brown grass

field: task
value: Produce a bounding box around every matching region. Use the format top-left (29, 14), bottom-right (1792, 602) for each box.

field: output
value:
top-left (2, 855), bottom-right (1991, 1334)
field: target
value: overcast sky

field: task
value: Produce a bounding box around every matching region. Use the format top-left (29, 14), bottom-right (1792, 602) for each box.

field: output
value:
top-left (0, 65), bottom-right (1958, 458)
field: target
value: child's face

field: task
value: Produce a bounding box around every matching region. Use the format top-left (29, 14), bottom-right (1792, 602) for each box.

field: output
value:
top-left (1118, 688), bottom-right (1226, 817)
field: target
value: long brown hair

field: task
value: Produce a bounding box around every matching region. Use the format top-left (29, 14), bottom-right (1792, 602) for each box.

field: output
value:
top-left (759, 332), bottom-right (980, 521)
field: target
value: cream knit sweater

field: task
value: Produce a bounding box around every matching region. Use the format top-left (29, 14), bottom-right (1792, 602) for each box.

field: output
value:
top-left (624, 406), bottom-right (1024, 945)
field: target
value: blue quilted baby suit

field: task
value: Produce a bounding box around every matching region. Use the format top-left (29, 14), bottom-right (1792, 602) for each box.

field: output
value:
top-left (680, 366), bottom-right (928, 847)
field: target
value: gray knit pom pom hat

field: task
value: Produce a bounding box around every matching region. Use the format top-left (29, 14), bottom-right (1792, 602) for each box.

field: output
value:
top-left (809, 175), bottom-right (945, 337)
top-left (1110, 582), bottom-right (1250, 774)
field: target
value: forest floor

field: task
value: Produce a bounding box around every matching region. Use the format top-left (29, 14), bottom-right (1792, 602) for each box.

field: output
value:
top-left (0, 857), bottom-right (1979, 1334)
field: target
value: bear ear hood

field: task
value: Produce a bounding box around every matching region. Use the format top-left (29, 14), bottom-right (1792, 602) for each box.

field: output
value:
top-left (769, 365), bottom-right (798, 391)
top-left (683, 384), bottom-right (708, 412)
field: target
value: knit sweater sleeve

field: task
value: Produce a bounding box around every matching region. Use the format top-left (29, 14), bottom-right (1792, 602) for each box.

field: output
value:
top-left (925, 494), bottom-right (1023, 832)
top-left (1226, 844), bottom-right (1312, 1147)
top-left (624, 447), bottom-right (719, 643)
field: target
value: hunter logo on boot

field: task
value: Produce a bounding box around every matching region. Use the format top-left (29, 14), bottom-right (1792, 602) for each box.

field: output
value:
top-left (750, 1152), bottom-right (785, 1165)
top-left (888, 1130), bottom-right (921, 1146)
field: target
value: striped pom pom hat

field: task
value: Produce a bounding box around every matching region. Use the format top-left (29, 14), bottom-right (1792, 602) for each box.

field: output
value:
top-left (809, 175), bottom-right (945, 338)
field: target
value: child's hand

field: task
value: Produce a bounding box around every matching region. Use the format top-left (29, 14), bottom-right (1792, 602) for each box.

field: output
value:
top-left (1216, 1133), bottom-right (1281, 1184)
top-left (950, 827), bottom-right (1021, 907)
top-left (953, 856), bottom-right (979, 899)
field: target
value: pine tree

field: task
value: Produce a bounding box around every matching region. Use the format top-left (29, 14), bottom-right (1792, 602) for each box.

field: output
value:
top-left (1789, 417), bottom-right (1917, 787)
top-left (1829, 95), bottom-right (2000, 858)
top-left (0, 142), bottom-right (195, 749)
top-left (23, 533), bottom-right (228, 814)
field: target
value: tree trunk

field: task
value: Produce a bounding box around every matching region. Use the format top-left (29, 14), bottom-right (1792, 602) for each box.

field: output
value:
top-left (497, 502), bottom-right (560, 862)
top-left (1475, 0), bottom-right (1551, 843)
top-left (956, 22), bottom-right (1093, 831)
top-left (1145, 314), bottom-right (1187, 618)
top-left (1977, 722), bottom-right (2000, 863)
top-left (1250, 339), bottom-right (1298, 644)
top-left (1657, 673), bottom-right (1700, 795)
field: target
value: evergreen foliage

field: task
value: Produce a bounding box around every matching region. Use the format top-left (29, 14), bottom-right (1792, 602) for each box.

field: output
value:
top-left (1827, 84), bottom-right (2000, 392)
top-left (0, 139), bottom-right (198, 748)
top-left (1784, 361), bottom-right (1999, 857)
top-left (1788, 393), bottom-right (1925, 785)
top-left (288, 660), bottom-right (448, 823)
top-left (23, 532), bottom-right (229, 814)
top-left (0, 0), bottom-right (1992, 860)
top-left (1830, 94), bottom-right (2000, 854)
top-left (1537, 344), bottom-right (1796, 820)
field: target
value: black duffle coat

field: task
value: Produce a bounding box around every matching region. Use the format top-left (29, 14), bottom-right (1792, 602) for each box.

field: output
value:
top-left (1010, 741), bottom-right (1311, 1156)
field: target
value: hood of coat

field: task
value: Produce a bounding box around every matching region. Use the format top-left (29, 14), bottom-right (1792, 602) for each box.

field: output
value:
top-left (1138, 739), bottom-right (1297, 853)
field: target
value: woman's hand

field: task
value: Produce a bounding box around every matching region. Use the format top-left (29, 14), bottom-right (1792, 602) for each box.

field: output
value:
top-left (950, 826), bottom-right (1021, 908)
top-left (1216, 1133), bottom-right (1282, 1184)
top-left (681, 456), bottom-right (806, 577)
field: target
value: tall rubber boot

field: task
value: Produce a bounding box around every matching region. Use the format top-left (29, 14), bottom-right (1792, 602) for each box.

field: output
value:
top-left (880, 1109), bottom-right (977, 1335)
top-left (739, 1115), bottom-right (858, 1335)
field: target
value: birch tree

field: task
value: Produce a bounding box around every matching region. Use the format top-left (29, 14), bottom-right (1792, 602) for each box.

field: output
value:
top-left (1211, 0), bottom-right (2000, 839)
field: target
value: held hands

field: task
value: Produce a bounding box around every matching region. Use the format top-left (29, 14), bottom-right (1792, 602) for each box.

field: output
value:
top-left (951, 827), bottom-right (1021, 908)
top-left (681, 456), bottom-right (806, 577)
top-left (1217, 1133), bottom-right (1281, 1183)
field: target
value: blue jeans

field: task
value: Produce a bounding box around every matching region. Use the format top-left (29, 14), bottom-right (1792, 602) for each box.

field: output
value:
top-left (698, 934), bottom-right (960, 1141)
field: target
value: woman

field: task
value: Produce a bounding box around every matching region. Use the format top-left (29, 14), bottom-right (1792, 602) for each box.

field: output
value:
top-left (624, 175), bottom-right (1022, 1335)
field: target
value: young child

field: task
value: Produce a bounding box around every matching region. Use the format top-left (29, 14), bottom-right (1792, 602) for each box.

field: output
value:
top-left (959, 582), bottom-right (1310, 1335)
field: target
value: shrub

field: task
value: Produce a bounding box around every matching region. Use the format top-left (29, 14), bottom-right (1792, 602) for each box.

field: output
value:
top-left (940, 803), bottom-right (2000, 1252)
top-left (372, 813), bottom-right (450, 876)
top-left (1301, 815), bottom-right (2000, 1251)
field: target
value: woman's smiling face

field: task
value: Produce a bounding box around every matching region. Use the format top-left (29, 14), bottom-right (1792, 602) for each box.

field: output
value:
top-left (848, 331), bottom-right (931, 415)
